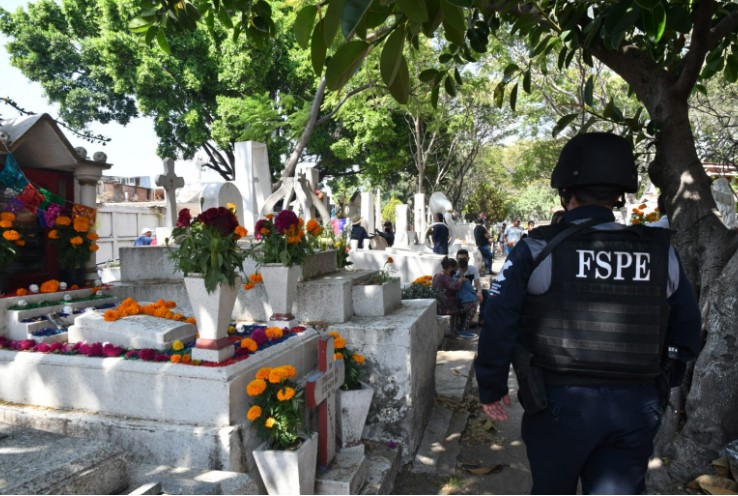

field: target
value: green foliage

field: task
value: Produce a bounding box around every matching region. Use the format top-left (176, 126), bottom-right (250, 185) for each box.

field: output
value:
top-left (402, 277), bottom-right (442, 304)
top-left (381, 197), bottom-right (403, 225)
top-left (315, 222), bottom-right (352, 269)
top-left (504, 182), bottom-right (560, 222)
top-left (246, 365), bottom-right (305, 450)
top-left (166, 207), bottom-right (247, 293)
top-left (48, 212), bottom-right (98, 270)
top-left (464, 184), bottom-right (508, 223)
top-left (329, 330), bottom-right (366, 391)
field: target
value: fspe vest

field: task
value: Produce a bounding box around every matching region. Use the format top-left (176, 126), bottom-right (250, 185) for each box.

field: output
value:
top-left (520, 224), bottom-right (671, 380)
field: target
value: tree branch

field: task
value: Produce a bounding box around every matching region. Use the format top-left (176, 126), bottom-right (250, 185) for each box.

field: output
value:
top-left (675, 0), bottom-right (718, 97)
top-left (316, 83), bottom-right (374, 126)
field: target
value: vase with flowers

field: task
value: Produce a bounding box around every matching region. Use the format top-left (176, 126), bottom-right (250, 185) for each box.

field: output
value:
top-left (250, 210), bottom-right (321, 328)
top-left (48, 210), bottom-right (99, 286)
top-left (0, 211), bottom-right (25, 293)
top-left (247, 364), bottom-right (317, 495)
top-left (329, 330), bottom-right (373, 448)
top-left (167, 206), bottom-right (248, 362)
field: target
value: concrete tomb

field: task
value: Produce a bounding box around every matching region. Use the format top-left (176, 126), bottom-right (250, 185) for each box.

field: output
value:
top-left (201, 182), bottom-right (245, 227)
top-left (233, 141), bottom-right (272, 232)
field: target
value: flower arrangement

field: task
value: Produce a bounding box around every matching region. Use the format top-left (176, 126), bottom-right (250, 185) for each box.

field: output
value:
top-left (402, 275), bottom-right (443, 302)
top-left (631, 203), bottom-right (660, 225)
top-left (103, 297), bottom-right (196, 324)
top-left (246, 364), bottom-right (306, 450)
top-left (328, 330), bottom-right (365, 391)
top-left (48, 212), bottom-right (99, 269)
top-left (242, 272), bottom-right (263, 291)
top-left (167, 207), bottom-right (249, 293)
top-left (0, 211), bottom-right (24, 270)
top-left (250, 211), bottom-right (320, 267)
top-left (318, 222), bottom-right (352, 268)
top-left (378, 257), bottom-right (397, 284)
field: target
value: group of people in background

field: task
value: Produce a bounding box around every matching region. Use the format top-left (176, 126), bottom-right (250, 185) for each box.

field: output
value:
top-left (431, 249), bottom-right (483, 340)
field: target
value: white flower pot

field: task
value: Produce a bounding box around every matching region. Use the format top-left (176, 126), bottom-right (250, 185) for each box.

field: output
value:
top-left (260, 264), bottom-right (302, 326)
top-left (337, 382), bottom-right (374, 448)
top-left (352, 277), bottom-right (402, 316)
top-left (184, 275), bottom-right (240, 362)
top-left (253, 432), bottom-right (318, 495)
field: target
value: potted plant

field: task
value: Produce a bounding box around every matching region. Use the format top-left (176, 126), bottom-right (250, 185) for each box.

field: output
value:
top-left (330, 330), bottom-right (374, 448)
top-left (249, 211), bottom-right (322, 327)
top-left (0, 211), bottom-right (25, 293)
top-left (166, 206), bottom-right (248, 362)
top-left (47, 210), bottom-right (98, 286)
top-left (247, 365), bottom-right (317, 495)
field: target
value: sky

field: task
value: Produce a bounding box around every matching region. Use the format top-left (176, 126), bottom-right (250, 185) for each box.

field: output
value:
top-left (1, 0), bottom-right (162, 179)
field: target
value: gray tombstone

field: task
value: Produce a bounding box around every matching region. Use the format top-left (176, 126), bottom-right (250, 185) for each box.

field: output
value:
top-left (200, 182), bottom-right (245, 226)
top-left (711, 177), bottom-right (737, 228)
top-left (155, 158), bottom-right (185, 227)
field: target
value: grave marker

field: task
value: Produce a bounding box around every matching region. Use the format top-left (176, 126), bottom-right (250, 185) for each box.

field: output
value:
top-left (306, 336), bottom-right (345, 468)
top-left (155, 158), bottom-right (185, 227)
top-left (200, 182), bottom-right (245, 226)
top-left (711, 177), bottom-right (737, 228)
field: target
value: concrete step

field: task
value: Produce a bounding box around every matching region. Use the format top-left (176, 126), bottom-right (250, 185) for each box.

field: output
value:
top-left (435, 350), bottom-right (475, 402)
top-left (0, 422), bottom-right (128, 495)
top-left (316, 448), bottom-right (368, 494)
top-left (359, 442), bottom-right (402, 495)
top-left (126, 463), bottom-right (260, 495)
top-left (297, 269), bottom-right (378, 323)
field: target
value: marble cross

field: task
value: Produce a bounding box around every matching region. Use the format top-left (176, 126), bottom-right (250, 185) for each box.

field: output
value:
top-left (306, 335), bottom-right (345, 467)
top-left (155, 158), bottom-right (185, 226)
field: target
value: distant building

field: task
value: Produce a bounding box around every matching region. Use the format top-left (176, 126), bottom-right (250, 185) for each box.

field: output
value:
top-left (97, 175), bottom-right (160, 203)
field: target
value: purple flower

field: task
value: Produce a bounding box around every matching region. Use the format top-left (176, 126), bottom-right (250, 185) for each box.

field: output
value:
top-left (274, 210), bottom-right (298, 234)
top-left (0, 336), bottom-right (10, 348)
top-left (80, 342), bottom-right (103, 357)
top-left (176, 208), bottom-right (192, 228)
top-left (254, 219), bottom-right (271, 239)
top-left (197, 207), bottom-right (238, 236)
top-left (251, 328), bottom-right (267, 345)
top-left (139, 349), bottom-right (156, 361)
top-left (386, 441), bottom-right (397, 449)
top-left (103, 344), bottom-right (124, 357)
top-left (154, 353), bottom-right (169, 362)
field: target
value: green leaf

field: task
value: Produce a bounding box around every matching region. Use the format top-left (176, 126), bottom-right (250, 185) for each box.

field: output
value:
top-left (380, 26), bottom-right (405, 85)
top-left (419, 69), bottom-right (440, 83)
top-left (341, 0), bottom-right (372, 38)
top-left (583, 75), bottom-right (594, 106)
top-left (502, 63), bottom-right (518, 83)
top-left (642, 3), bottom-right (666, 43)
top-left (431, 82), bottom-right (440, 108)
top-left (522, 69), bottom-right (531, 93)
top-left (295, 6), bottom-right (317, 49)
top-left (422, 0), bottom-right (443, 36)
top-left (634, 0), bottom-right (659, 10)
top-left (156, 30), bottom-right (171, 55)
top-left (387, 55), bottom-right (410, 104)
top-left (217, 6), bottom-right (233, 29)
top-left (325, 40), bottom-right (369, 90)
top-left (311, 22), bottom-right (327, 76)
top-left (396, 0), bottom-right (429, 23)
top-left (445, 0), bottom-right (472, 7)
top-left (725, 54), bottom-right (738, 83)
top-left (324, 0), bottom-right (347, 46)
top-left (454, 67), bottom-right (462, 85)
top-left (552, 113), bottom-right (578, 137)
top-left (444, 74), bottom-right (456, 97)
top-left (145, 25), bottom-right (158, 45)
top-left (439, 53), bottom-right (453, 63)
top-left (509, 83), bottom-right (518, 111)
top-left (441, 0), bottom-right (466, 45)
top-left (493, 82), bottom-right (504, 108)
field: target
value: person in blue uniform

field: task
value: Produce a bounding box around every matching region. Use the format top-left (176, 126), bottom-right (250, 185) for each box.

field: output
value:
top-left (474, 132), bottom-right (701, 495)
top-left (428, 213), bottom-right (450, 254)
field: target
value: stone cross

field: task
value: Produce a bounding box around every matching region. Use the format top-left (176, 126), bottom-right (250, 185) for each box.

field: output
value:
top-left (306, 336), bottom-right (346, 468)
top-left (155, 158), bottom-right (185, 226)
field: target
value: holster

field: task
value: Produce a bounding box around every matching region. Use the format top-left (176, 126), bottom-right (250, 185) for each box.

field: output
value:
top-left (657, 358), bottom-right (687, 411)
top-left (511, 344), bottom-right (548, 414)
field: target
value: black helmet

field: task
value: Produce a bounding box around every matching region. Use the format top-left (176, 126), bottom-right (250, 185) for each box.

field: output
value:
top-left (551, 133), bottom-right (638, 193)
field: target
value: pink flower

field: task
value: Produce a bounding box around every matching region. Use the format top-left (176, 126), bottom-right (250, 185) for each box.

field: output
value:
top-left (274, 210), bottom-right (298, 234)
top-left (49, 342), bottom-right (64, 353)
top-left (139, 349), bottom-right (156, 361)
top-left (80, 342), bottom-right (103, 357)
top-left (34, 343), bottom-right (52, 353)
top-left (15, 339), bottom-right (36, 351)
top-left (0, 336), bottom-right (11, 348)
top-left (250, 328), bottom-right (267, 345)
top-left (103, 344), bottom-right (124, 357)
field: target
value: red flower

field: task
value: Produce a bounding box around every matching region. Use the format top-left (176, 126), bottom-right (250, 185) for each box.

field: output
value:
top-left (15, 339), bottom-right (36, 351)
top-left (34, 343), bottom-right (52, 353)
top-left (103, 344), bottom-right (124, 357)
top-left (176, 208), bottom-right (192, 228)
top-left (139, 348), bottom-right (156, 361)
top-left (250, 328), bottom-right (267, 345)
top-left (274, 210), bottom-right (298, 234)
top-left (196, 207), bottom-right (238, 236)
top-left (254, 219), bottom-right (271, 239)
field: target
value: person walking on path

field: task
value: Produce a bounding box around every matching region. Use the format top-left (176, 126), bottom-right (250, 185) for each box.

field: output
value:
top-left (503, 218), bottom-right (524, 255)
top-left (474, 217), bottom-right (494, 274)
top-left (428, 213), bottom-right (450, 255)
top-left (474, 132), bottom-right (701, 495)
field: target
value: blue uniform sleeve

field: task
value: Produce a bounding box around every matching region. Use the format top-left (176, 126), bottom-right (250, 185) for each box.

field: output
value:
top-left (667, 258), bottom-right (701, 362)
top-left (475, 242), bottom-right (535, 404)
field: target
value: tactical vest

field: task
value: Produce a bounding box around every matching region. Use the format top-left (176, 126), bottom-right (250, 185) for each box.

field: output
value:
top-left (520, 224), bottom-right (671, 380)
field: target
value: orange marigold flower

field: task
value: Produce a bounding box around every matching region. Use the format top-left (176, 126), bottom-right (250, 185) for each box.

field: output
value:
top-left (306, 219), bottom-right (320, 232)
top-left (0, 220), bottom-right (11, 228)
top-left (387, 256), bottom-right (394, 264)
top-left (90, 244), bottom-right (99, 252)
top-left (3, 230), bottom-right (20, 241)
top-left (335, 352), bottom-right (344, 360)
top-left (40, 280), bottom-right (60, 293)
top-left (185, 317), bottom-right (196, 324)
top-left (172, 313), bottom-right (184, 321)
top-left (243, 282), bottom-right (255, 291)
top-left (154, 307), bottom-right (169, 318)
top-left (170, 354), bottom-right (182, 363)
top-left (165, 300), bottom-right (176, 308)
top-left (265, 213), bottom-right (274, 220)
top-left (56, 216), bottom-right (72, 226)
top-left (256, 367), bottom-right (272, 380)
top-left (87, 232), bottom-right (100, 240)
top-left (328, 330), bottom-right (341, 339)
top-left (334, 337), bottom-right (346, 349)
top-left (260, 227), bottom-right (270, 236)
top-left (16, 288), bottom-right (28, 296)
top-left (353, 353), bottom-right (365, 364)
top-left (181, 354), bottom-right (192, 364)
top-left (246, 379), bottom-right (267, 396)
top-left (70, 284), bottom-right (79, 290)
top-left (282, 365), bottom-right (297, 377)
top-left (638, 203), bottom-right (648, 210)
top-left (0, 212), bottom-right (16, 222)
top-left (70, 236), bottom-right (84, 246)
top-left (265, 327), bottom-right (284, 340)
top-left (268, 367), bottom-right (288, 384)
top-left (73, 218), bottom-right (89, 233)
top-left (15, 239), bottom-right (26, 247)
top-left (251, 273), bottom-right (263, 283)
top-left (265, 417), bottom-right (276, 428)
top-left (241, 338), bottom-right (258, 352)
top-left (277, 387), bottom-right (296, 401)
top-left (632, 218), bottom-right (641, 225)
top-left (235, 226), bottom-right (248, 238)
top-left (104, 309), bottom-right (120, 321)
top-left (247, 405), bottom-right (262, 421)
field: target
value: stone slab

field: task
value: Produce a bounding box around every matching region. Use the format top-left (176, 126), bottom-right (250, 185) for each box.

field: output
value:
top-left (0, 422), bottom-right (128, 495)
top-left (315, 449), bottom-right (368, 494)
top-left (128, 482), bottom-right (163, 495)
top-left (437, 409), bottom-right (470, 477)
top-left (412, 403), bottom-right (453, 473)
top-left (297, 270), bottom-right (376, 323)
top-left (68, 310), bottom-right (197, 351)
top-left (360, 443), bottom-right (402, 495)
top-left (127, 463), bottom-right (260, 495)
top-left (352, 278), bottom-right (401, 317)
top-left (120, 246), bottom-right (180, 282)
top-left (435, 350), bottom-right (475, 401)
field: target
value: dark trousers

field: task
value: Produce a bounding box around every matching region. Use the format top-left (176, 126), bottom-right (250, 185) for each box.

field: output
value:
top-left (478, 244), bottom-right (493, 272)
top-left (521, 383), bottom-right (662, 495)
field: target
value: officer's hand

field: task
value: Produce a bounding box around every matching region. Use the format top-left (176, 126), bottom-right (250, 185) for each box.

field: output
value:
top-left (482, 395), bottom-right (512, 421)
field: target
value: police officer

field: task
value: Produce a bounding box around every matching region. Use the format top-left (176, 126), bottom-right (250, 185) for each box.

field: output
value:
top-left (474, 133), bottom-right (701, 494)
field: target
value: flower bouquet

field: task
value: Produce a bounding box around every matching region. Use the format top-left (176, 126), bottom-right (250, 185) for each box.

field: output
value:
top-left (47, 211), bottom-right (98, 269)
top-left (0, 211), bottom-right (24, 270)
top-left (250, 211), bottom-right (321, 267)
top-left (246, 364), bottom-right (306, 450)
top-left (166, 207), bottom-right (249, 293)
top-left (329, 330), bottom-right (365, 391)
top-left (631, 203), bottom-right (660, 225)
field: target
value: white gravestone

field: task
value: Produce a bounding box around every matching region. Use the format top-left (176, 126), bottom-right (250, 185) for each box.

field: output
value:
top-left (414, 193), bottom-right (426, 243)
top-left (200, 182), bottom-right (245, 226)
top-left (360, 191), bottom-right (374, 236)
top-left (155, 158), bottom-right (185, 227)
top-left (69, 312), bottom-right (197, 351)
top-left (711, 177), bottom-right (737, 229)
top-left (395, 204), bottom-right (409, 247)
top-left (375, 189), bottom-right (382, 232)
top-left (233, 141), bottom-right (272, 232)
